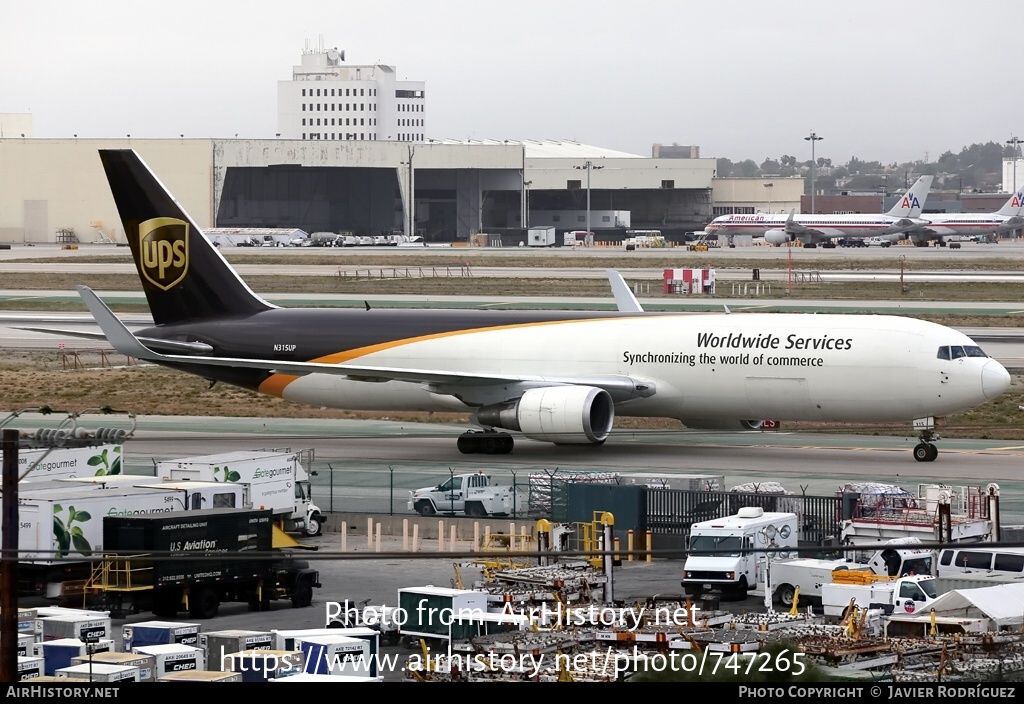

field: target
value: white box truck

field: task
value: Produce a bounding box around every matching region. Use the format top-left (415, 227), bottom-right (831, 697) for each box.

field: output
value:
top-left (396, 586), bottom-right (493, 647)
top-left (682, 507), bottom-right (798, 600)
top-left (156, 449), bottom-right (323, 536)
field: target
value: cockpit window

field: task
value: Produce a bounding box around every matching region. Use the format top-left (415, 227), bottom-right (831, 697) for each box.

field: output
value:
top-left (939, 345), bottom-right (989, 360)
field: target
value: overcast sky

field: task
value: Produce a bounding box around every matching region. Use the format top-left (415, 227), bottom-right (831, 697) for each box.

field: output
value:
top-left (2, 0), bottom-right (1019, 164)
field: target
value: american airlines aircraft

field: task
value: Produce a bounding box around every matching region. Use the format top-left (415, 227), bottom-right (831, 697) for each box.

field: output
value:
top-left (706, 175), bottom-right (933, 248)
top-left (27, 151), bottom-right (1011, 464)
top-left (902, 186), bottom-right (1024, 246)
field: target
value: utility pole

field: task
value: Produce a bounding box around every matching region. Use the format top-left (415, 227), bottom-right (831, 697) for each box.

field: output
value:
top-left (804, 131), bottom-right (823, 213)
top-left (1, 429), bottom-right (18, 683)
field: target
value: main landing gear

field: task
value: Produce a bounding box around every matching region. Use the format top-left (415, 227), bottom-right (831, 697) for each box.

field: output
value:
top-left (913, 429), bottom-right (940, 462)
top-left (457, 429), bottom-right (514, 455)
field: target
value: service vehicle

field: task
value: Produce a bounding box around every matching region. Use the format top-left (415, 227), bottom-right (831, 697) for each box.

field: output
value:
top-left (93, 508), bottom-right (321, 619)
top-left (10, 483), bottom-right (246, 598)
top-left (682, 507), bottom-right (798, 600)
top-left (156, 449), bottom-right (323, 536)
top-left (769, 542), bottom-right (935, 607)
top-left (408, 471), bottom-right (522, 517)
top-left (821, 574), bottom-right (937, 618)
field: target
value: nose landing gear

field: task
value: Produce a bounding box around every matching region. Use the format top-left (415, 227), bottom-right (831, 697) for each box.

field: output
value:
top-left (913, 428), bottom-right (940, 462)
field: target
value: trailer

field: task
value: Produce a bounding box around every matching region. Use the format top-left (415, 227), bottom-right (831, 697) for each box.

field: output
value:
top-left (91, 508), bottom-right (320, 619)
top-left (396, 586), bottom-right (526, 648)
top-left (9, 484), bottom-right (242, 598)
top-left (156, 449), bottom-right (323, 536)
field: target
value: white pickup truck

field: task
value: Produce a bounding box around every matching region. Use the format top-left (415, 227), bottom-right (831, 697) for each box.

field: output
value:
top-left (822, 575), bottom-right (937, 618)
top-left (408, 472), bottom-right (522, 517)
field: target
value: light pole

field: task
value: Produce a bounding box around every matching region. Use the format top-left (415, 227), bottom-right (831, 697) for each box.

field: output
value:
top-left (1007, 136), bottom-right (1022, 193)
top-left (523, 180), bottom-right (532, 229)
top-left (763, 182), bottom-right (774, 213)
top-left (400, 145), bottom-right (415, 240)
top-left (804, 131), bottom-right (823, 213)
top-left (573, 161), bottom-right (604, 237)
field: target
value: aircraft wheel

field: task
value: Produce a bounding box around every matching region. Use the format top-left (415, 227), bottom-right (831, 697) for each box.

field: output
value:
top-left (913, 443), bottom-right (931, 462)
top-left (499, 435), bottom-right (514, 454)
top-left (481, 435), bottom-right (502, 454)
top-left (457, 435), bottom-right (478, 454)
top-left (926, 443), bottom-right (938, 462)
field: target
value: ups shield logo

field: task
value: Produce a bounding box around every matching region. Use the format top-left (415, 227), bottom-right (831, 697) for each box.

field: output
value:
top-left (139, 217), bottom-right (189, 290)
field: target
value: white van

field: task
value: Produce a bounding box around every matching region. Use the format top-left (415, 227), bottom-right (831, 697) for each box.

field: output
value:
top-left (936, 546), bottom-right (1024, 579)
top-left (682, 507), bottom-right (798, 600)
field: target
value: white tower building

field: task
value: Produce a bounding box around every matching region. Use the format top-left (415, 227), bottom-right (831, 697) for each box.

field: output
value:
top-left (277, 43), bottom-right (425, 142)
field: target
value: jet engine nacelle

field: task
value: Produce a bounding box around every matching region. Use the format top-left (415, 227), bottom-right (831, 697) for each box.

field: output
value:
top-left (681, 419), bottom-right (775, 431)
top-left (764, 229), bottom-right (790, 245)
top-left (474, 385), bottom-right (614, 445)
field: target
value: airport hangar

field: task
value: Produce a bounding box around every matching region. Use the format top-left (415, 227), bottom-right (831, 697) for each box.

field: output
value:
top-left (0, 137), bottom-right (803, 246)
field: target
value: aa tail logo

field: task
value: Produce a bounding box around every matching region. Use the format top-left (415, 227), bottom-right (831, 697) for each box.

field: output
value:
top-left (139, 217), bottom-right (189, 291)
top-left (901, 194), bottom-right (921, 210)
top-left (1013, 190), bottom-right (1023, 209)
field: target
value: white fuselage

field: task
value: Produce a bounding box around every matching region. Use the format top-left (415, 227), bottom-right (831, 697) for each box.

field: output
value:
top-left (272, 313), bottom-right (1009, 424)
top-left (706, 214), bottom-right (910, 238)
top-left (909, 214), bottom-right (1021, 239)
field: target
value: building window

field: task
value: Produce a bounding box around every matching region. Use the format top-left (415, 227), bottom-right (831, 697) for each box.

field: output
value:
top-left (552, 215), bottom-right (561, 222)
top-left (345, 89), bottom-right (349, 96)
top-left (661, 180), bottom-right (674, 189)
top-left (302, 118), bottom-right (306, 126)
top-left (578, 215), bottom-right (586, 223)
top-left (360, 118), bottom-right (364, 125)
top-left (331, 89), bottom-right (335, 96)
top-left (361, 88), bottom-right (364, 96)
top-left (602, 215), bottom-right (610, 222)
top-left (301, 104), bottom-right (306, 111)
top-left (302, 133), bottom-right (306, 139)
top-left (302, 89), bottom-right (306, 97)
top-left (567, 180), bottom-right (582, 189)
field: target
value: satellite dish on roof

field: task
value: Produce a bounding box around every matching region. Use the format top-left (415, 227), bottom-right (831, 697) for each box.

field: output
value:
top-left (327, 48), bottom-right (340, 62)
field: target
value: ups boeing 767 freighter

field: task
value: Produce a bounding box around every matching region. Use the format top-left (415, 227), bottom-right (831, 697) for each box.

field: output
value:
top-left (31, 150), bottom-right (1012, 462)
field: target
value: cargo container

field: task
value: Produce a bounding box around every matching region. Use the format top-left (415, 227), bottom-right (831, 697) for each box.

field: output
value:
top-left (33, 638), bottom-right (114, 676)
top-left (296, 635), bottom-right (371, 676)
top-left (271, 673), bottom-right (383, 682)
top-left (56, 663), bottom-right (140, 682)
top-left (397, 586), bottom-right (490, 646)
top-left (158, 670), bottom-right (243, 682)
top-left (274, 627), bottom-right (379, 675)
top-left (122, 621), bottom-right (200, 651)
top-left (38, 614), bottom-right (111, 642)
top-left (17, 633), bottom-right (36, 657)
top-left (17, 656), bottom-right (45, 680)
top-left (156, 449), bottom-right (323, 536)
top-left (71, 651), bottom-right (157, 681)
top-left (202, 630), bottom-right (274, 670)
top-left (99, 508), bottom-right (320, 619)
top-left (132, 644), bottom-right (206, 678)
top-left (222, 649), bottom-right (304, 682)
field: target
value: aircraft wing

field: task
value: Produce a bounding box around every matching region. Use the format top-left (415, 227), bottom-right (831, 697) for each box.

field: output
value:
top-left (74, 286), bottom-right (656, 401)
top-left (885, 218), bottom-right (932, 234)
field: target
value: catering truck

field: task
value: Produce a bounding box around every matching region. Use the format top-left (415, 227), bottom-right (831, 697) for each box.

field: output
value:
top-left (10, 483), bottom-right (246, 598)
top-left (96, 508), bottom-right (321, 619)
top-left (156, 449), bottom-right (323, 536)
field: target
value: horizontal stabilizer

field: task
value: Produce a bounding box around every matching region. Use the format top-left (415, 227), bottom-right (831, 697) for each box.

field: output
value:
top-left (14, 325), bottom-right (213, 354)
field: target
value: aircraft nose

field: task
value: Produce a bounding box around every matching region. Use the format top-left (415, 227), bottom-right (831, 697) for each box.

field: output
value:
top-left (982, 360), bottom-right (1012, 399)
